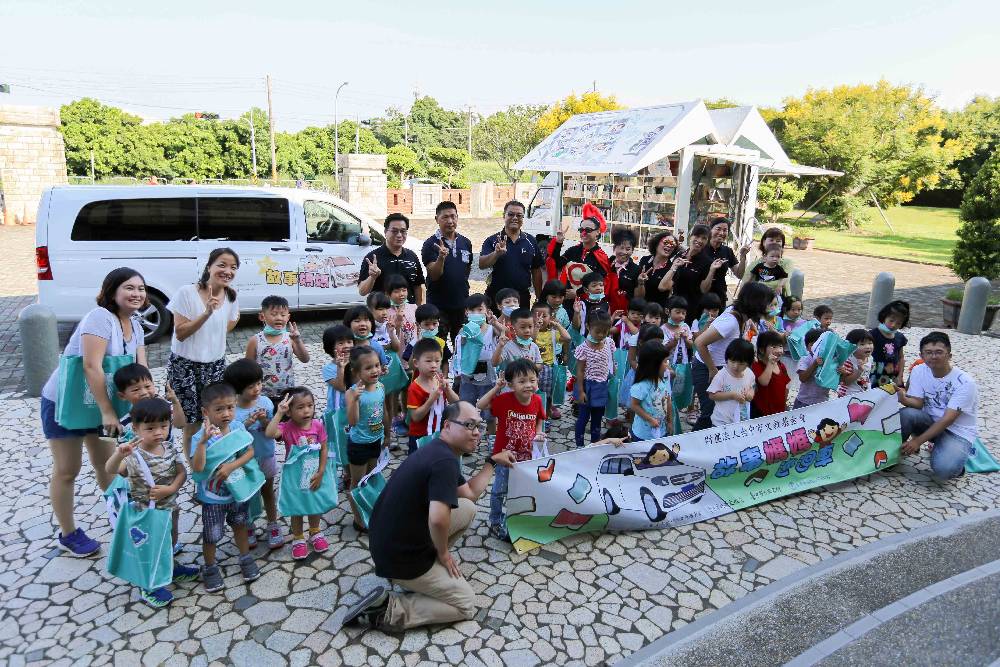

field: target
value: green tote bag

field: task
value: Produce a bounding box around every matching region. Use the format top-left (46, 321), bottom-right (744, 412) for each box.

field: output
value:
top-left (278, 445), bottom-right (339, 517)
top-left (55, 353), bottom-right (135, 430)
top-left (191, 429), bottom-right (264, 503)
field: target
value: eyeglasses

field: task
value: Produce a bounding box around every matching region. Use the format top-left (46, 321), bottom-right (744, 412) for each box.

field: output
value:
top-left (505, 213), bottom-right (524, 220)
top-left (579, 227), bottom-right (597, 233)
top-left (447, 419), bottom-right (486, 433)
top-left (921, 349), bottom-right (949, 357)
top-left (387, 227), bottom-right (408, 235)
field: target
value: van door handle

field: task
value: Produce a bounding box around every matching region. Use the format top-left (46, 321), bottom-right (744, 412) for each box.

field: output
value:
top-left (304, 247), bottom-right (323, 252)
top-left (270, 246), bottom-right (291, 252)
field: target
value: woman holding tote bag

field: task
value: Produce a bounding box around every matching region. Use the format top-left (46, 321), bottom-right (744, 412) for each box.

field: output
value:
top-left (39, 267), bottom-right (149, 557)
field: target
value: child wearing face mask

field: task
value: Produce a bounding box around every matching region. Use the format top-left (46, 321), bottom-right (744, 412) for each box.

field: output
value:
top-left (661, 296), bottom-right (693, 353)
top-left (572, 272), bottom-right (610, 336)
top-left (457, 295), bottom-right (505, 431)
top-left (402, 304), bottom-right (452, 373)
top-left (574, 312), bottom-right (616, 447)
top-left (838, 329), bottom-right (876, 396)
top-left (244, 295), bottom-right (310, 408)
top-left (495, 287), bottom-right (522, 340)
top-left (492, 308), bottom-right (542, 375)
top-left (691, 293), bottom-right (723, 341)
top-left (869, 300), bottom-right (909, 387)
top-left (758, 294), bottom-right (787, 339)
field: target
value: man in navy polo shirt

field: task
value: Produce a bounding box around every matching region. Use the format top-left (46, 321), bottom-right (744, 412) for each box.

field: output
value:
top-left (422, 201), bottom-right (473, 343)
top-left (479, 200), bottom-right (544, 311)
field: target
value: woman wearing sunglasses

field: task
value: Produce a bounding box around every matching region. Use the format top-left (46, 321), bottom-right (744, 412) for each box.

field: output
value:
top-left (547, 203), bottom-right (618, 304)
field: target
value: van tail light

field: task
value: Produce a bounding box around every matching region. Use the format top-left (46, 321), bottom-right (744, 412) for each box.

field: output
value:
top-left (36, 246), bottom-right (53, 280)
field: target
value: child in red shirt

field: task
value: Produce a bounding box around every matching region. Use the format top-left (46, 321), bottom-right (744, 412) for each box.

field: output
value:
top-left (751, 330), bottom-right (790, 417)
top-left (406, 338), bottom-right (459, 454)
top-left (476, 358), bottom-right (546, 542)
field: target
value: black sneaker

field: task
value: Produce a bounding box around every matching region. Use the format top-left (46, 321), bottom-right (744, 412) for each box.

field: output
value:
top-left (342, 585), bottom-right (389, 628)
top-left (489, 524), bottom-right (511, 543)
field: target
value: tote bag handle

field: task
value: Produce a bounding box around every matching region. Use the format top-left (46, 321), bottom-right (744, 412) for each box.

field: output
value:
top-left (130, 449), bottom-right (158, 510)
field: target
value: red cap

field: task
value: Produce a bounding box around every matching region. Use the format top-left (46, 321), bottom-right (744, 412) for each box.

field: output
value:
top-left (582, 202), bottom-right (607, 234)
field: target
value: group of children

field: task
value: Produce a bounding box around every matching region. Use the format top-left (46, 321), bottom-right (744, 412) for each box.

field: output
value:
top-left (103, 271), bottom-right (914, 605)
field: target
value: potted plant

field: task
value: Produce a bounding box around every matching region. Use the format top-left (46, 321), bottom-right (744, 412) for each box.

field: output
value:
top-left (945, 152), bottom-right (1000, 330)
top-left (792, 236), bottom-right (815, 250)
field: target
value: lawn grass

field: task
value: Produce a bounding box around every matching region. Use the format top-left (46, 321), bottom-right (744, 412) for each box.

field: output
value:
top-left (779, 206), bottom-right (959, 266)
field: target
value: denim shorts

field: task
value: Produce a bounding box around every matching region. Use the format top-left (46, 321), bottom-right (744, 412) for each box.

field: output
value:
top-left (202, 501), bottom-right (249, 545)
top-left (40, 396), bottom-right (100, 440)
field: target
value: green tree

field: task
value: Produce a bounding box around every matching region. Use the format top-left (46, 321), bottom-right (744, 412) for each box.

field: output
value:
top-left (427, 147), bottom-right (470, 187)
top-left (952, 152), bottom-right (1000, 281)
top-left (536, 92), bottom-right (624, 136)
top-left (473, 104), bottom-right (547, 182)
top-left (386, 144), bottom-right (424, 188)
top-left (943, 95), bottom-right (1000, 190)
top-left (756, 177), bottom-right (807, 224)
top-left (60, 98), bottom-right (165, 177)
top-left (777, 81), bottom-right (961, 230)
top-left (158, 115), bottom-right (225, 179)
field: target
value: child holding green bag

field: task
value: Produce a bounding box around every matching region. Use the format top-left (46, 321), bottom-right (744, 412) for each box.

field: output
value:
top-left (190, 383), bottom-right (260, 593)
top-left (105, 398), bottom-right (200, 607)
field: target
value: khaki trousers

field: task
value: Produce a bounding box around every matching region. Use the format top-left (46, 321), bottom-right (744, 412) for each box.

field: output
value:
top-left (383, 498), bottom-right (478, 630)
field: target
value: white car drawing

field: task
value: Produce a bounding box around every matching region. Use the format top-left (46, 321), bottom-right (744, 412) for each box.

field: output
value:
top-left (596, 453), bottom-right (706, 522)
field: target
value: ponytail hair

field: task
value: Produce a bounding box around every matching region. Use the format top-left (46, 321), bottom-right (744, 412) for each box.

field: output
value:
top-left (198, 247), bottom-right (240, 302)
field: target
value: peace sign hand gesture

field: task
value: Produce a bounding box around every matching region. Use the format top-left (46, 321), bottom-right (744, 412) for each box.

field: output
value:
top-left (637, 268), bottom-right (650, 284)
top-left (366, 257), bottom-right (381, 279)
top-left (436, 239), bottom-right (449, 262)
top-left (276, 394), bottom-right (292, 416)
top-left (494, 234), bottom-right (508, 256)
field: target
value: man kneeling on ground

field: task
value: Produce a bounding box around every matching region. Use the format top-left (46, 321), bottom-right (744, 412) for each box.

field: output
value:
top-left (343, 401), bottom-right (516, 631)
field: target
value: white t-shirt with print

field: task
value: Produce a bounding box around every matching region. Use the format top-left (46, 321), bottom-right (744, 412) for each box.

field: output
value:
top-left (695, 310), bottom-right (741, 367)
top-left (707, 366), bottom-right (756, 426)
top-left (906, 364), bottom-right (978, 443)
top-left (168, 284), bottom-right (240, 363)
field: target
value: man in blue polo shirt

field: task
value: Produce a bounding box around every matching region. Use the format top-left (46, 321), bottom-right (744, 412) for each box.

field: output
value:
top-left (422, 201), bottom-right (473, 344)
top-left (479, 200), bottom-right (544, 311)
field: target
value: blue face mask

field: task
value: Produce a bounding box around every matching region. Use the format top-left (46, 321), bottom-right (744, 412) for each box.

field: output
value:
top-left (586, 334), bottom-right (603, 344)
top-left (668, 316), bottom-right (684, 326)
top-left (768, 307), bottom-right (781, 317)
top-left (501, 306), bottom-right (516, 317)
top-left (515, 336), bottom-right (533, 346)
top-left (420, 329), bottom-right (438, 339)
top-left (353, 332), bottom-right (372, 341)
top-left (588, 291), bottom-right (604, 302)
top-left (878, 322), bottom-right (893, 334)
top-left (467, 313), bottom-right (486, 324)
top-left (262, 324), bottom-right (285, 336)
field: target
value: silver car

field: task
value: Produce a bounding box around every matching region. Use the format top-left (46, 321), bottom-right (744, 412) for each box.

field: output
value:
top-left (596, 453), bottom-right (705, 522)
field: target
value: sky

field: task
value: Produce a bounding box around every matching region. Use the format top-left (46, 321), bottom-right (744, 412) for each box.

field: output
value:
top-left (1, 0), bottom-right (998, 131)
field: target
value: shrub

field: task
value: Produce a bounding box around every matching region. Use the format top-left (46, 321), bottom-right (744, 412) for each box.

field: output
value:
top-left (951, 152), bottom-right (1000, 282)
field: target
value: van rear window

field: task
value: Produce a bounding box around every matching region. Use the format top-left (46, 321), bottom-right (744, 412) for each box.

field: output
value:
top-left (71, 198), bottom-right (196, 241)
top-left (198, 197), bottom-right (289, 242)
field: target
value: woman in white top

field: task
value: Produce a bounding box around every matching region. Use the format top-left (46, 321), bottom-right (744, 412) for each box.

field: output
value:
top-left (39, 267), bottom-right (148, 556)
top-left (692, 282), bottom-right (774, 431)
top-left (166, 248), bottom-right (241, 446)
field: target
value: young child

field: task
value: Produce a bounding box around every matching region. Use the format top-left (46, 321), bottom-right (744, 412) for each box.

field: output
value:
top-left (837, 329), bottom-right (876, 397)
top-left (189, 383), bottom-right (260, 592)
top-left (244, 296), bottom-right (309, 405)
top-left (751, 330), bottom-right (790, 417)
top-left (758, 293), bottom-right (786, 337)
top-left (105, 398), bottom-right (198, 607)
top-left (707, 339), bottom-right (756, 426)
top-left (870, 300), bottom-right (910, 387)
top-left (643, 302), bottom-right (664, 328)
top-left (629, 341), bottom-right (672, 441)
top-left (344, 346), bottom-right (385, 532)
top-left (493, 307), bottom-right (542, 372)
top-left (367, 291), bottom-right (404, 442)
top-left (476, 358), bottom-right (545, 542)
top-left (113, 363), bottom-right (186, 437)
top-left (542, 280), bottom-right (573, 334)
top-left (223, 359), bottom-right (283, 550)
top-left (386, 274), bottom-right (417, 351)
top-left (613, 298), bottom-right (645, 349)
top-left (404, 304), bottom-right (452, 371)
top-left (662, 296), bottom-right (692, 353)
top-left (344, 305), bottom-right (389, 366)
top-left (691, 293), bottom-right (723, 341)
top-left (572, 272), bottom-right (610, 334)
top-left (407, 338), bottom-right (460, 453)
top-left (794, 328), bottom-right (829, 408)
top-left (495, 287), bottom-right (522, 339)
top-left (780, 295), bottom-right (806, 333)
top-left (813, 304), bottom-right (834, 331)
top-left (574, 311), bottom-right (616, 447)
top-left (265, 387), bottom-right (330, 559)
top-left (321, 324), bottom-right (355, 415)
top-left (748, 246), bottom-right (788, 295)
top-left (457, 294), bottom-right (505, 431)
top-left (533, 302), bottom-right (571, 419)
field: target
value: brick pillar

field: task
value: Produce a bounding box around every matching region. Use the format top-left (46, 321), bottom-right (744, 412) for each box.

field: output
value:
top-left (0, 106), bottom-right (68, 225)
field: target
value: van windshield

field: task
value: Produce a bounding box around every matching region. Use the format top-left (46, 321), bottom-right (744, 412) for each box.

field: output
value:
top-left (305, 200), bottom-right (369, 244)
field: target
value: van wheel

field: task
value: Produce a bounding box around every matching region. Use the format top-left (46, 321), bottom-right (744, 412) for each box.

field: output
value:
top-left (642, 488), bottom-right (665, 522)
top-left (139, 293), bottom-right (172, 344)
top-left (603, 490), bottom-right (620, 516)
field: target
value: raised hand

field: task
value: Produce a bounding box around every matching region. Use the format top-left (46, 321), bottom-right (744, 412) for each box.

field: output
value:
top-left (117, 437), bottom-right (139, 457)
top-left (288, 321), bottom-right (301, 338)
top-left (394, 308), bottom-right (405, 328)
top-left (494, 375), bottom-right (507, 390)
top-left (574, 300), bottom-right (583, 313)
top-left (276, 395), bottom-right (292, 416)
top-left (495, 234), bottom-right (508, 256)
top-left (672, 255), bottom-right (690, 269)
top-left (366, 257), bottom-right (381, 279)
top-left (611, 309), bottom-right (625, 321)
top-left (710, 258), bottom-right (726, 271)
top-left (436, 239), bottom-right (449, 261)
top-left (740, 242), bottom-right (753, 258)
top-left (164, 381), bottom-right (178, 403)
top-left (205, 423), bottom-right (222, 440)
top-left (205, 293), bottom-right (221, 314)
top-left (637, 268), bottom-right (650, 284)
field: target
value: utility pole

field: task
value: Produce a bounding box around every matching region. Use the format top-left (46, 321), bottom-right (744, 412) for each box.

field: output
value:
top-left (90, 149), bottom-right (95, 183)
top-left (248, 113), bottom-right (258, 180)
top-left (466, 105), bottom-right (473, 155)
top-left (355, 111), bottom-right (360, 153)
top-left (334, 81), bottom-right (349, 178)
top-left (592, 80), bottom-right (597, 93)
top-left (404, 117), bottom-right (409, 146)
top-left (265, 75), bottom-right (277, 181)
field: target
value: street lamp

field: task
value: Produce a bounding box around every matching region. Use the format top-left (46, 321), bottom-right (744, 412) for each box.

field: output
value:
top-left (333, 81), bottom-right (349, 179)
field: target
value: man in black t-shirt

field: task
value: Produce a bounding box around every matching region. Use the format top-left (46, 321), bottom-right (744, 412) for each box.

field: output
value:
top-left (342, 401), bottom-right (516, 631)
top-left (358, 213), bottom-right (426, 304)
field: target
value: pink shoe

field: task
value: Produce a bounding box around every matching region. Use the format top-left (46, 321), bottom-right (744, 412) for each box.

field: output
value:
top-left (310, 533), bottom-right (330, 553)
top-left (291, 539), bottom-right (309, 560)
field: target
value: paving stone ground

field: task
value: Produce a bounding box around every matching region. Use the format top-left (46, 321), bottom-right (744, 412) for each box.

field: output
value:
top-left (1, 323), bottom-right (997, 666)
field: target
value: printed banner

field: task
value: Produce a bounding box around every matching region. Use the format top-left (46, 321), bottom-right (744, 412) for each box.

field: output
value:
top-left (506, 387), bottom-right (902, 554)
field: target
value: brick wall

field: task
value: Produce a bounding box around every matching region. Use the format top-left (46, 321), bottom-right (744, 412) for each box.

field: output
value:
top-left (441, 189), bottom-right (471, 213)
top-left (0, 106), bottom-right (68, 225)
top-left (492, 185), bottom-right (516, 210)
top-left (386, 189), bottom-right (412, 215)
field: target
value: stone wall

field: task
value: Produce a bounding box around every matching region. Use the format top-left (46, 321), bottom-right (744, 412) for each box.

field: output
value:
top-left (338, 153), bottom-right (387, 221)
top-left (440, 188), bottom-right (471, 213)
top-left (0, 106), bottom-right (68, 225)
top-left (386, 189), bottom-right (412, 215)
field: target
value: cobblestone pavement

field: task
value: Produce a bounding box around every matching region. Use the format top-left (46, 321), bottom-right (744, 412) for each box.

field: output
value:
top-left (1, 324), bottom-right (997, 665)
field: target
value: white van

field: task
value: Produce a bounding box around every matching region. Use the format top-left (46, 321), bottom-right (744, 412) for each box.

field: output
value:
top-left (35, 185), bottom-right (387, 342)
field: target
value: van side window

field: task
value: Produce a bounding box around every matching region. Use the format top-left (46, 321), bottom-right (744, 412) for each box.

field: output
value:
top-left (198, 197), bottom-right (289, 242)
top-left (304, 200), bottom-right (365, 244)
top-left (71, 198), bottom-right (196, 241)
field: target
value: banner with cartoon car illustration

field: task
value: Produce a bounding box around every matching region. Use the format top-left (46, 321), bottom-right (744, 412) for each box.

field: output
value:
top-left (505, 387), bottom-right (901, 554)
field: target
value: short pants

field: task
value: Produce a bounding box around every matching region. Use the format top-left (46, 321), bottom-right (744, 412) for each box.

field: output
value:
top-left (347, 436), bottom-right (383, 466)
top-left (167, 353), bottom-right (226, 424)
top-left (458, 380), bottom-right (495, 421)
top-left (201, 501), bottom-right (249, 545)
top-left (40, 396), bottom-right (100, 439)
top-left (256, 455), bottom-right (278, 479)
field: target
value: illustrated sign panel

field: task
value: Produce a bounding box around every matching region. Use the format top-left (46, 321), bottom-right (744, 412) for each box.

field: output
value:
top-left (506, 388), bottom-right (902, 553)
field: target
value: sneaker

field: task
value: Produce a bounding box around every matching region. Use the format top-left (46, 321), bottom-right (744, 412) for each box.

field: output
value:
top-left (342, 585), bottom-right (389, 628)
top-left (392, 417), bottom-right (408, 436)
top-left (310, 533), bottom-right (330, 553)
top-left (291, 539), bottom-right (309, 560)
top-left (247, 528), bottom-right (258, 549)
top-left (141, 587), bottom-right (173, 608)
top-left (172, 542), bottom-right (184, 555)
top-left (173, 562), bottom-right (200, 584)
top-left (57, 528), bottom-right (101, 557)
top-left (267, 523), bottom-right (284, 550)
top-left (239, 555), bottom-right (260, 582)
top-left (202, 564), bottom-right (224, 593)
top-left (550, 407), bottom-right (562, 420)
top-left (489, 524), bottom-right (511, 543)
